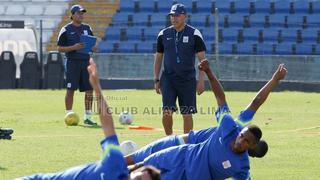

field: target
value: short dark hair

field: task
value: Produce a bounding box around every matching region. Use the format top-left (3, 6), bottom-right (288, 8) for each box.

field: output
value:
top-left (247, 124), bottom-right (262, 142)
top-left (248, 139), bottom-right (268, 158)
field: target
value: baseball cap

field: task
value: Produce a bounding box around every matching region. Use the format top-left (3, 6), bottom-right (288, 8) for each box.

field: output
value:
top-left (169, 3), bottom-right (186, 15)
top-left (70, 4), bottom-right (86, 14)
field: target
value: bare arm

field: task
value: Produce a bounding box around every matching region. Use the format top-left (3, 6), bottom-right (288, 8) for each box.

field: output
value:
top-left (154, 52), bottom-right (163, 94)
top-left (246, 64), bottom-right (287, 112)
top-left (198, 60), bottom-right (226, 107)
top-left (87, 58), bottom-right (115, 137)
top-left (196, 51), bottom-right (206, 95)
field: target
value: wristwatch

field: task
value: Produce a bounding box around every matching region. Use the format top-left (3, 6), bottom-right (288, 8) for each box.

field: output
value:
top-left (154, 79), bottom-right (160, 83)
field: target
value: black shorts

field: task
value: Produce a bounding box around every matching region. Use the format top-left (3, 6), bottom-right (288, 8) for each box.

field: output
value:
top-left (160, 73), bottom-right (197, 115)
top-left (65, 59), bottom-right (92, 92)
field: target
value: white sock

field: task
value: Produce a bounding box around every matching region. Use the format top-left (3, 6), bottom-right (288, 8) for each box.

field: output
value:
top-left (65, 110), bottom-right (73, 114)
top-left (84, 110), bottom-right (92, 119)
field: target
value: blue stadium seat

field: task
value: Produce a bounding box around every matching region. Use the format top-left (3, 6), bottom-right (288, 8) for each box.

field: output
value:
top-left (219, 42), bottom-right (233, 54)
top-left (287, 14), bottom-right (304, 28)
top-left (205, 40), bottom-right (215, 54)
top-left (281, 28), bottom-right (298, 43)
top-left (119, 42), bottom-right (137, 53)
top-left (132, 13), bottom-right (150, 26)
top-left (206, 14), bottom-right (221, 27)
top-left (312, 1), bottom-right (320, 14)
top-left (276, 43), bottom-right (294, 55)
top-left (158, 0), bottom-right (175, 12)
top-left (119, 0), bottom-right (135, 12)
top-left (237, 42), bottom-right (254, 55)
top-left (269, 14), bottom-right (286, 28)
top-left (216, 0), bottom-right (230, 14)
top-left (294, 0), bottom-right (311, 14)
top-left (243, 28), bottom-right (260, 43)
top-left (314, 45), bottom-right (320, 55)
top-left (257, 43), bottom-right (275, 55)
top-left (145, 28), bottom-right (159, 41)
top-left (138, 41), bottom-right (156, 53)
top-left (228, 14), bottom-right (245, 28)
top-left (126, 27), bottom-right (143, 41)
top-left (140, 0), bottom-right (155, 12)
top-left (255, 0), bottom-right (270, 14)
top-left (151, 13), bottom-right (167, 26)
top-left (234, 0), bottom-right (251, 14)
top-left (273, 0), bottom-right (292, 14)
top-left (301, 28), bottom-right (318, 43)
top-left (197, 0), bottom-right (214, 13)
top-left (105, 26), bottom-right (121, 41)
top-left (250, 14), bottom-right (267, 28)
top-left (222, 28), bottom-right (239, 43)
top-left (307, 14), bottom-right (320, 29)
top-left (263, 28), bottom-right (281, 43)
top-left (112, 13), bottom-right (130, 26)
top-left (202, 27), bottom-right (215, 41)
top-left (98, 41), bottom-right (114, 53)
top-left (190, 14), bottom-right (208, 27)
top-left (295, 43), bottom-right (314, 55)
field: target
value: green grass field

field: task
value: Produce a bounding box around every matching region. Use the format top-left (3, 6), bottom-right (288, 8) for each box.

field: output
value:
top-left (0, 90), bottom-right (319, 179)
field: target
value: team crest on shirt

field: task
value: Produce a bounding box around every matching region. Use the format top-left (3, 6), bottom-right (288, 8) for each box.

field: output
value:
top-left (183, 36), bottom-right (189, 43)
top-left (222, 160), bottom-right (231, 169)
top-left (83, 30), bottom-right (88, 35)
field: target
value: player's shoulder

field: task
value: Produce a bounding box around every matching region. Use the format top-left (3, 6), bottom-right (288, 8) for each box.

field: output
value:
top-left (61, 22), bottom-right (73, 30)
top-left (186, 24), bottom-right (203, 37)
top-left (159, 25), bottom-right (173, 36)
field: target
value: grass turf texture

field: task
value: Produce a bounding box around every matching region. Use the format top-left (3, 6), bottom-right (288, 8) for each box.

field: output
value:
top-left (0, 90), bottom-right (319, 179)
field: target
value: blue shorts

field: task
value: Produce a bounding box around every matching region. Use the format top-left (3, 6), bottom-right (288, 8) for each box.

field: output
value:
top-left (65, 59), bottom-right (92, 92)
top-left (144, 145), bottom-right (188, 180)
top-left (160, 73), bottom-right (197, 114)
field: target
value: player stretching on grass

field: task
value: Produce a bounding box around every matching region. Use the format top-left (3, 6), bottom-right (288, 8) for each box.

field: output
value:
top-left (128, 61), bottom-right (287, 180)
top-left (17, 59), bottom-right (161, 180)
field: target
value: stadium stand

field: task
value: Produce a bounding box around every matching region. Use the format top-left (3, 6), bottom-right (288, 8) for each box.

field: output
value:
top-left (20, 52), bottom-right (41, 89)
top-left (1, 0), bottom-right (69, 50)
top-left (44, 51), bottom-right (64, 89)
top-left (99, 0), bottom-right (320, 55)
top-left (0, 51), bottom-right (16, 89)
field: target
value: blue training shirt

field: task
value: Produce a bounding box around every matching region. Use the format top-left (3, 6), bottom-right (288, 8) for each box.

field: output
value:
top-left (57, 23), bottom-right (93, 61)
top-left (157, 24), bottom-right (206, 80)
top-left (144, 104), bottom-right (255, 180)
top-left (18, 135), bottom-right (128, 180)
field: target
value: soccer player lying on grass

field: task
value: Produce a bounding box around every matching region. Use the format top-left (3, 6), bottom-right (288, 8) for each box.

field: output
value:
top-left (17, 58), bottom-right (161, 180)
top-left (126, 129), bottom-right (268, 166)
top-left (128, 61), bottom-right (287, 180)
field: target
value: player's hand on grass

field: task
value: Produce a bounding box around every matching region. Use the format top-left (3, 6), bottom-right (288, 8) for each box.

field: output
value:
top-left (272, 64), bottom-right (287, 81)
top-left (87, 58), bottom-right (100, 89)
top-left (198, 59), bottom-right (210, 73)
top-left (73, 43), bottom-right (85, 50)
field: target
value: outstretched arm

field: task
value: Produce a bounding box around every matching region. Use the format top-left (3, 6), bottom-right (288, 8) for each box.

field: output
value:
top-left (87, 58), bottom-right (115, 137)
top-left (246, 64), bottom-right (287, 112)
top-left (198, 59), bottom-right (226, 107)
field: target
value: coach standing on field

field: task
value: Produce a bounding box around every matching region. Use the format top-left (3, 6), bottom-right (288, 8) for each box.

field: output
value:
top-left (154, 3), bottom-right (207, 135)
top-left (57, 5), bottom-right (98, 126)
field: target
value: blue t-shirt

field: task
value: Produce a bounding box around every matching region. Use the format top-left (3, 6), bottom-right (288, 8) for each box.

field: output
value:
top-left (18, 135), bottom-right (128, 180)
top-left (57, 23), bottom-right (93, 61)
top-left (144, 104), bottom-right (255, 180)
top-left (157, 24), bottom-right (206, 80)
